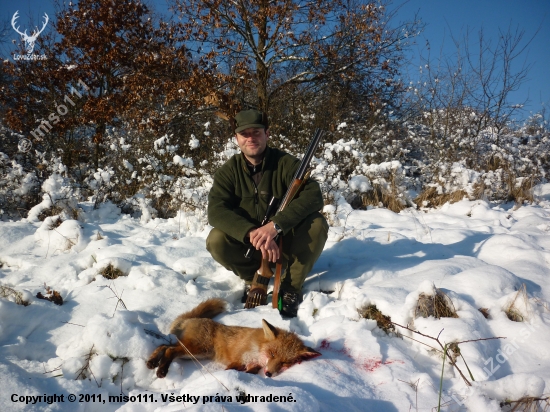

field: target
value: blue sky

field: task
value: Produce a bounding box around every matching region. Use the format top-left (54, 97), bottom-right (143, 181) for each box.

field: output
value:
top-left (1, 0), bottom-right (548, 119)
top-left (393, 0), bottom-right (550, 118)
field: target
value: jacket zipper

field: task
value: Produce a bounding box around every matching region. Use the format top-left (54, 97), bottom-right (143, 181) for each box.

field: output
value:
top-left (243, 156), bottom-right (263, 222)
top-left (253, 184), bottom-right (260, 222)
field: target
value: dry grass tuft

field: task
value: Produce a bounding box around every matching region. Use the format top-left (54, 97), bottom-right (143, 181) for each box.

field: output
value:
top-left (475, 164), bottom-right (536, 206)
top-left (414, 187), bottom-right (469, 209)
top-left (472, 181), bottom-right (487, 200)
top-left (347, 168), bottom-right (409, 213)
top-left (506, 307), bottom-right (524, 322)
top-left (509, 175), bottom-right (535, 205)
top-left (99, 263), bottom-right (126, 280)
top-left (500, 395), bottom-right (550, 411)
top-left (358, 304), bottom-right (395, 334)
top-left (70, 207), bottom-right (80, 220)
top-left (505, 284), bottom-right (529, 322)
top-left (360, 182), bottom-right (408, 213)
top-left (415, 287), bottom-right (458, 319)
top-left (75, 344), bottom-right (100, 386)
top-left (38, 203), bottom-right (80, 223)
top-left (478, 307), bottom-right (490, 319)
top-left (38, 205), bottom-right (65, 221)
top-left (0, 284), bottom-right (30, 306)
top-left (361, 174), bottom-right (408, 213)
top-left (47, 216), bottom-right (64, 230)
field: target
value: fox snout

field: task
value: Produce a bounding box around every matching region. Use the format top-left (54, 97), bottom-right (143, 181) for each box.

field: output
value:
top-left (263, 358), bottom-right (282, 378)
top-left (264, 358), bottom-right (292, 378)
top-left (264, 363), bottom-right (283, 378)
top-left (264, 367), bottom-right (282, 378)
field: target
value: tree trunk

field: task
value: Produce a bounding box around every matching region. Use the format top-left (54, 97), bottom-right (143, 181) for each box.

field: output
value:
top-left (256, 0), bottom-right (269, 113)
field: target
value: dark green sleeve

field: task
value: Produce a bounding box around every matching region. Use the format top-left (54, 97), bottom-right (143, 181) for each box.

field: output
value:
top-left (207, 165), bottom-right (256, 243)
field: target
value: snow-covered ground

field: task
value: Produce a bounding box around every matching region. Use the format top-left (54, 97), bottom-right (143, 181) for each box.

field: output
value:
top-left (1, 187), bottom-right (550, 411)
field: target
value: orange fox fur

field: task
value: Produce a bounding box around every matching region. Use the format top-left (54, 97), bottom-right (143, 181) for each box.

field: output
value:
top-left (146, 298), bottom-right (320, 378)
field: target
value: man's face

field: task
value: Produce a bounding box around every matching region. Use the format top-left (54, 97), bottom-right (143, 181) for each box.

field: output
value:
top-left (235, 127), bottom-right (269, 164)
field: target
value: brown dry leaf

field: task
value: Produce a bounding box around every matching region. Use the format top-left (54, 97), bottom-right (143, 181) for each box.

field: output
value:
top-left (36, 284), bottom-right (63, 306)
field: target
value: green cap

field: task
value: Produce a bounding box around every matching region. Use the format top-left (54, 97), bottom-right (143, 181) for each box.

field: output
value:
top-left (234, 109), bottom-right (268, 133)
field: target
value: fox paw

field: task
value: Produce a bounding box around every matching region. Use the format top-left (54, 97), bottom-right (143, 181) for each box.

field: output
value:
top-left (225, 362), bottom-right (246, 371)
top-left (146, 359), bottom-right (159, 370)
top-left (245, 364), bottom-right (262, 374)
top-left (156, 366), bottom-right (168, 378)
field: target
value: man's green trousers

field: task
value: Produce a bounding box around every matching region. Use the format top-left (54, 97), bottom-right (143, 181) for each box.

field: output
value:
top-left (206, 212), bottom-right (328, 292)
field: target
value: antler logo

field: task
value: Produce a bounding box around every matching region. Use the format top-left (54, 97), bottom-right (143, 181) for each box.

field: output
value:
top-left (11, 10), bottom-right (49, 55)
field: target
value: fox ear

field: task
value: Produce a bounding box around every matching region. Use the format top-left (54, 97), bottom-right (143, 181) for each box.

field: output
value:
top-left (300, 347), bottom-right (322, 360)
top-left (261, 319), bottom-right (278, 340)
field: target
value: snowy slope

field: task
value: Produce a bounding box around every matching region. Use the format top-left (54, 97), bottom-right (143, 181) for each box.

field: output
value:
top-left (1, 190), bottom-right (550, 411)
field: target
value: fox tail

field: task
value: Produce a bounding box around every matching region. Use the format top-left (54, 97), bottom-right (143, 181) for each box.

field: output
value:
top-left (169, 298), bottom-right (226, 335)
top-left (182, 298), bottom-right (226, 319)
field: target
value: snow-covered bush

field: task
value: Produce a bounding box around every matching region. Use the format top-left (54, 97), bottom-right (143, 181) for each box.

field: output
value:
top-left (310, 135), bottom-right (412, 213)
top-left (0, 154), bottom-right (40, 220)
top-left (34, 217), bottom-right (85, 253)
top-left (27, 172), bottom-right (80, 222)
top-left (1, 104), bottom-right (549, 222)
top-left (84, 125), bottom-right (230, 221)
top-left (402, 107), bottom-right (549, 207)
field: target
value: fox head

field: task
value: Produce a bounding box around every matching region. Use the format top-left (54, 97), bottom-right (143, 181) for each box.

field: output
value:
top-left (260, 319), bottom-right (321, 377)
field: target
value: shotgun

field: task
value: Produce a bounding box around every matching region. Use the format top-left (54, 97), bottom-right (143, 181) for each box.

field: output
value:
top-left (245, 128), bottom-right (326, 309)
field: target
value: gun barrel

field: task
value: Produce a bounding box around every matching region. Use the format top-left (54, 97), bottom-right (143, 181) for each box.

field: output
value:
top-left (295, 128), bottom-right (325, 180)
top-left (278, 128), bottom-right (325, 213)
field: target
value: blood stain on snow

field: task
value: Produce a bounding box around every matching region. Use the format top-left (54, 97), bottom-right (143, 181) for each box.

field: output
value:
top-left (360, 358), bottom-right (400, 372)
top-left (320, 339), bottom-right (330, 349)
top-left (319, 340), bottom-right (402, 372)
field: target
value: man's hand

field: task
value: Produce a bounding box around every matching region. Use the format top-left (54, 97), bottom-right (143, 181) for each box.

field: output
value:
top-left (248, 223), bottom-right (279, 262)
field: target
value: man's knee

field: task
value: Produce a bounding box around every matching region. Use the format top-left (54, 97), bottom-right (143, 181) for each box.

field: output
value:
top-left (206, 228), bottom-right (258, 281)
top-left (294, 212), bottom-right (328, 244)
top-left (309, 212), bottom-right (329, 240)
top-left (206, 228), bottom-right (232, 258)
top-left (287, 212), bottom-right (328, 265)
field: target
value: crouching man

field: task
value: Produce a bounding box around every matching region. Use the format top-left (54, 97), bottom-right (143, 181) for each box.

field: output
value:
top-left (206, 109), bottom-right (328, 317)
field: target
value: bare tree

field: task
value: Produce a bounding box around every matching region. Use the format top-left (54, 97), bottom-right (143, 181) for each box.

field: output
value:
top-left (173, 0), bottom-right (421, 115)
top-left (0, 18), bottom-right (10, 46)
top-left (460, 24), bottom-right (536, 135)
top-left (407, 23), bottom-right (537, 166)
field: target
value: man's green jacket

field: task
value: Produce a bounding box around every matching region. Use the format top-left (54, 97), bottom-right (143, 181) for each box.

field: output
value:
top-left (207, 146), bottom-right (325, 243)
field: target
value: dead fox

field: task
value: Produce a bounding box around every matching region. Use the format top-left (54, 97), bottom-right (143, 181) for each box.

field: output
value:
top-left (146, 298), bottom-right (320, 378)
